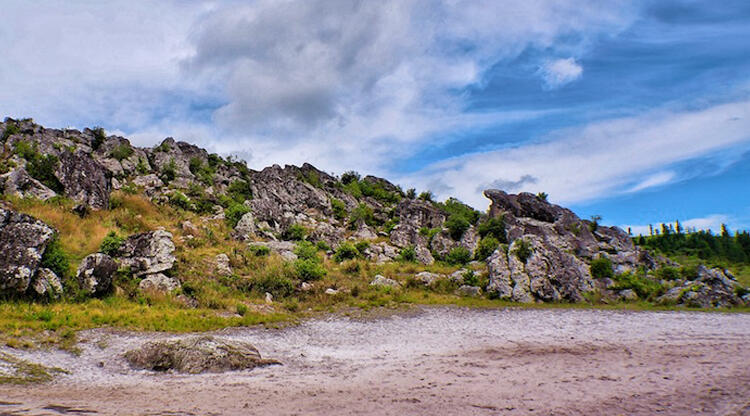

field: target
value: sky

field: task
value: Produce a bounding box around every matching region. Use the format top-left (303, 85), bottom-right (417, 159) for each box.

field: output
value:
top-left (2, 0), bottom-right (750, 234)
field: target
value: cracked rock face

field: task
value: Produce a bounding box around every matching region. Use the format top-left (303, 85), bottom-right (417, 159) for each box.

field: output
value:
top-left (117, 230), bottom-right (176, 277)
top-left (0, 208), bottom-right (56, 295)
top-left (56, 150), bottom-right (111, 210)
top-left (76, 253), bottom-right (118, 296)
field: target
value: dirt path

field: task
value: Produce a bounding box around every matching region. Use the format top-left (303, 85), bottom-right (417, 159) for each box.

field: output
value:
top-left (2, 307), bottom-right (750, 415)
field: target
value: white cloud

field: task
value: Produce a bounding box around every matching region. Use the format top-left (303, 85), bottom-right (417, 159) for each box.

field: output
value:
top-left (538, 58), bottom-right (583, 88)
top-left (400, 100), bottom-right (750, 209)
top-left (627, 171), bottom-right (675, 193)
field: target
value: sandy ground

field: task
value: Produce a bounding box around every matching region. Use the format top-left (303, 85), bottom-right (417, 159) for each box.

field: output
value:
top-left (2, 306), bottom-right (750, 416)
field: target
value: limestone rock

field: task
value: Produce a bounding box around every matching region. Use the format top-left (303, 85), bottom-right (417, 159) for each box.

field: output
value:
top-left (232, 212), bottom-right (256, 241)
top-left (76, 253), bottom-right (118, 295)
top-left (0, 208), bottom-right (56, 294)
top-left (117, 230), bottom-right (176, 277)
top-left (618, 289), bottom-right (638, 301)
top-left (124, 336), bottom-right (280, 374)
top-left (414, 271), bottom-right (441, 286)
top-left (215, 254), bottom-right (232, 276)
top-left (139, 273), bottom-right (181, 293)
top-left (56, 150), bottom-right (111, 209)
top-left (457, 285), bottom-right (482, 297)
top-left (0, 168), bottom-right (57, 201)
top-left (31, 268), bottom-right (63, 298)
top-left (370, 274), bottom-right (400, 288)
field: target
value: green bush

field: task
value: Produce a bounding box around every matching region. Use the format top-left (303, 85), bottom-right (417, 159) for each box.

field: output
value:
top-left (41, 236), bottom-right (70, 279)
top-left (294, 258), bottom-right (327, 281)
top-left (654, 266), bottom-right (680, 281)
top-left (316, 241), bottom-right (331, 251)
top-left (334, 242), bottom-right (360, 262)
top-left (92, 127), bottom-right (106, 150)
top-left (248, 245), bottom-right (270, 256)
top-left (398, 246), bottom-right (417, 262)
top-left (513, 239), bottom-right (532, 263)
top-left (406, 188), bottom-right (416, 199)
top-left (189, 157), bottom-right (215, 185)
top-left (99, 231), bottom-right (125, 256)
top-left (418, 191), bottom-right (433, 202)
top-left (161, 158), bottom-right (177, 184)
top-left (109, 144), bottom-right (134, 161)
top-left (349, 203), bottom-right (375, 229)
top-left (445, 214), bottom-right (470, 240)
top-left (612, 271), bottom-right (663, 300)
top-left (463, 270), bottom-right (489, 288)
top-left (475, 236), bottom-right (499, 260)
top-left (446, 246), bottom-right (472, 265)
top-left (354, 241), bottom-right (370, 254)
top-left (477, 217), bottom-right (506, 243)
top-left (13, 140), bottom-right (37, 160)
top-left (227, 180), bottom-right (253, 203)
top-left (1, 123), bottom-right (20, 141)
top-left (590, 257), bottom-right (614, 279)
top-left (331, 198), bottom-right (347, 220)
top-left (169, 191), bottom-right (192, 211)
top-left (225, 202), bottom-right (251, 228)
top-left (537, 192), bottom-right (548, 201)
top-left (135, 158), bottom-right (150, 175)
top-left (236, 303), bottom-right (248, 316)
top-left (283, 224), bottom-right (307, 241)
top-left (341, 171), bottom-right (360, 185)
top-left (294, 241), bottom-right (319, 261)
top-left (27, 154), bottom-right (64, 194)
top-left (251, 274), bottom-right (294, 298)
top-left (440, 197), bottom-right (480, 225)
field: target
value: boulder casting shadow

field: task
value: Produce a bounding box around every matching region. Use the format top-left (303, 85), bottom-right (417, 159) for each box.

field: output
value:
top-left (124, 336), bottom-right (281, 374)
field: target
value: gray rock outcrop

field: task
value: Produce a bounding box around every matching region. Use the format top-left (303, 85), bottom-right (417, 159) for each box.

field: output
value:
top-left (76, 253), bottom-right (118, 295)
top-left (0, 168), bottom-right (57, 201)
top-left (0, 208), bottom-right (56, 294)
top-left (124, 336), bottom-right (281, 374)
top-left (117, 230), bottom-right (176, 277)
top-left (138, 273), bottom-right (181, 293)
top-left (657, 266), bottom-right (746, 308)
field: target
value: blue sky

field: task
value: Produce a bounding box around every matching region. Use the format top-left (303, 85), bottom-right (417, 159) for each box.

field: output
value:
top-left (1, 1), bottom-right (750, 234)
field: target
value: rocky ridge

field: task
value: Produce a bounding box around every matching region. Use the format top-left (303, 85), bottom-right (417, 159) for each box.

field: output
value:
top-left (0, 117), bottom-right (747, 308)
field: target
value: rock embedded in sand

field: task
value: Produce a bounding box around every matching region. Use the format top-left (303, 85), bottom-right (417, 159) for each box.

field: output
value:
top-left (124, 336), bottom-right (281, 374)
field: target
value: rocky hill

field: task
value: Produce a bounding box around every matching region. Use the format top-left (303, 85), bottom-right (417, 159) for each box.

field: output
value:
top-left (0, 117), bottom-right (747, 309)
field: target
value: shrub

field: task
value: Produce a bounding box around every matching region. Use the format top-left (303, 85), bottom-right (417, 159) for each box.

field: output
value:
top-left (333, 242), bottom-right (360, 262)
top-left (341, 171), bottom-right (360, 185)
top-left (613, 271), bottom-right (663, 299)
top-left (513, 239), bottom-right (532, 263)
top-left (418, 191), bottom-right (433, 202)
top-left (160, 158), bottom-right (177, 184)
top-left (99, 231), bottom-right (125, 256)
top-left (109, 144), bottom-right (134, 161)
top-left (227, 180), bottom-right (253, 203)
top-left (248, 245), bottom-right (270, 256)
top-left (41, 236), bottom-right (70, 279)
top-left (13, 140), bottom-right (37, 160)
top-left (446, 246), bottom-right (472, 265)
top-left (477, 217), bottom-right (506, 243)
top-left (349, 203), bottom-right (375, 229)
top-left (445, 214), bottom-right (470, 240)
top-left (236, 303), bottom-right (248, 316)
top-left (654, 266), bottom-right (680, 281)
top-left (294, 258), bottom-right (327, 281)
top-left (189, 157), bottom-right (214, 185)
top-left (406, 188), bottom-right (416, 199)
top-left (169, 191), bottom-right (192, 211)
top-left (283, 224), bottom-right (307, 241)
top-left (1, 123), bottom-right (19, 141)
top-left (537, 192), bottom-right (548, 201)
top-left (354, 241), bottom-right (370, 254)
top-left (331, 198), bottom-right (347, 220)
top-left (294, 241), bottom-right (319, 261)
top-left (590, 257), bottom-right (614, 279)
top-left (398, 246), bottom-right (417, 262)
top-left (135, 158), bottom-right (150, 175)
top-left (440, 197), bottom-right (480, 225)
top-left (463, 270), bottom-right (489, 288)
top-left (475, 236), bottom-right (499, 260)
top-left (251, 274), bottom-right (294, 298)
top-left (316, 240), bottom-right (331, 252)
top-left (92, 127), bottom-right (106, 150)
top-left (225, 202), bottom-right (251, 228)
top-left (27, 154), bottom-right (64, 193)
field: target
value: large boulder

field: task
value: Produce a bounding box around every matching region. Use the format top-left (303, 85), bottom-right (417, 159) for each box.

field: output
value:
top-left (124, 336), bottom-right (281, 374)
top-left (30, 268), bottom-right (63, 299)
top-left (56, 150), bottom-right (111, 210)
top-left (117, 230), bottom-right (176, 276)
top-left (0, 167), bottom-right (57, 201)
top-left (138, 273), bottom-right (181, 293)
top-left (657, 266), bottom-right (746, 308)
top-left (0, 208), bottom-right (56, 294)
top-left (76, 253), bottom-right (118, 295)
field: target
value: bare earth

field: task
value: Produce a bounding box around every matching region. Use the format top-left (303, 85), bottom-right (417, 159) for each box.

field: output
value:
top-left (2, 307), bottom-right (750, 416)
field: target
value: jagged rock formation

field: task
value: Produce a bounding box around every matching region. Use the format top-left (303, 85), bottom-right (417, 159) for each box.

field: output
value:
top-left (484, 190), bottom-right (648, 303)
top-left (1, 117), bottom-right (748, 307)
top-left (657, 266), bottom-right (746, 308)
top-left (124, 336), bottom-right (281, 374)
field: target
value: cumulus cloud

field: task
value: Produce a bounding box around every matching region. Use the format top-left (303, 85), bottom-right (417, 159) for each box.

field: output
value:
top-left (538, 58), bottom-right (583, 88)
top-left (479, 175), bottom-right (538, 193)
top-left (402, 100), bottom-right (750, 208)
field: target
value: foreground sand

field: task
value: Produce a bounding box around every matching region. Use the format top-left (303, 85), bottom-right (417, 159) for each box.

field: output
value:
top-left (2, 307), bottom-right (750, 415)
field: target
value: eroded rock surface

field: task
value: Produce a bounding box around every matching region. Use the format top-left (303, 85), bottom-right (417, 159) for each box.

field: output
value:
top-left (117, 230), bottom-right (176, 277)
top-left (76, 253), bottom-right (118, 295)
top-left (124, 336), bottom-right (281, 374)
top-left (0, 208), bottom-right (56, 294)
